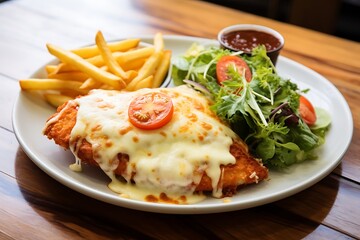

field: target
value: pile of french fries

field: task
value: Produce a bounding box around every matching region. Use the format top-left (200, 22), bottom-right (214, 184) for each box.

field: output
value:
top-left (19, 31), bottom-right (172, 107)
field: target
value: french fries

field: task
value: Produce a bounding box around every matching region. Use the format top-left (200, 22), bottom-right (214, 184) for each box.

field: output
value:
top-left (47, 72), bottom-right (89, 81)
top-left (126, 51), bottom-right (163, 90)
top-left (154, 32), bottom-right (164, 53)
top-left (19, 31), bottom-right (172, 108)
top-left (152, 50), bottom-right (171, 88)
top-left (44, 93), bottom-right (73, 107)
top-left (95, 31), bottom-right (128, 80)
top-left (19, 79), bottom-right (88, 95)
top-left (71, 38), bottom-right (140, 58)
top-left (46, 43), bottom-right (127, 90)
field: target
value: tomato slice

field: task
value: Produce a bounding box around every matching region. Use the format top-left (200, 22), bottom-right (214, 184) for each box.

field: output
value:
top-left (299, 95), bottom-right (317, 125)
top-left (128, 92), bottom-right (174, 130)
top-left (216, 55), bottom-right (252, 84)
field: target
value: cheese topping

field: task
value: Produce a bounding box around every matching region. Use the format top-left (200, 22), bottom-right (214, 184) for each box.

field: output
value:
top-left (66, 86), bottom-right (238, 203)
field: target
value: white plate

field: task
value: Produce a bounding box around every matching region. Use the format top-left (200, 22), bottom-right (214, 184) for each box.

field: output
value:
top-left (12, 35), bottom-right (353, 214)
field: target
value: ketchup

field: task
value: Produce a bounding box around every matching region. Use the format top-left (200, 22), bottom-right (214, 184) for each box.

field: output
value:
top-left (221, 30), bottom-right (281, 53)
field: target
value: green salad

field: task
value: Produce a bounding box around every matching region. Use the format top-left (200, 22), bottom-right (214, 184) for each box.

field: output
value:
top-left (172, 43), bottom-right (331, 169)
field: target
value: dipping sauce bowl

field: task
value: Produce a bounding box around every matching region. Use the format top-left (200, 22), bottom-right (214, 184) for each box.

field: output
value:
top-left (218, 24), bottom-right (284, 65)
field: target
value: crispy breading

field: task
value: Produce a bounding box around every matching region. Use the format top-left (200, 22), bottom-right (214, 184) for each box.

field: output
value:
top-left (44, 99), bottom-right (268, 197)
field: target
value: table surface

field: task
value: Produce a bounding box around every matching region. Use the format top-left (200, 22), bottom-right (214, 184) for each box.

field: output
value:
top-left (1, 0), bottom-right (359, 239)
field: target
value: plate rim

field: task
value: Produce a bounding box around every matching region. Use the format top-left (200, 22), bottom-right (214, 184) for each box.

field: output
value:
top-left (12, 35), bottom-right (353, 214)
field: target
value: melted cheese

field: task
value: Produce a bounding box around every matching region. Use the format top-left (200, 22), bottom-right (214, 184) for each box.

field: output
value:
top-left (65, 85), bottom-right (238, 203)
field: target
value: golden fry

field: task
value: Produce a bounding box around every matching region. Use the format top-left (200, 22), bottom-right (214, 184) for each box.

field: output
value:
top-left (126, 51), bottom-right (163, 90)
top-left (80, 66), bottom-right (108, 89)
top-left (152, 50), bottom-right (172, 88)
top-left (115, 47), bottom-right (154, 65)
top-left (95, 31), bottom-right (128, 80)
top-left (80, 78), bottom-right (103, 90)
top-left (48, 72), bottom-right (89, 81)
top-left (44, 93), bottom-right (73, 108)
top-left (20, 32), bottom-right (171, 107)
top-left (57, 47), bottom-right (154, 72)
top-left (153, 32), bottom-right (164, 53)
top-left (19, 79), bottom-right (88, 95)
top-left (133, 75), bottom-right (153, 90)
top-left (52, 46), bottom-right (154, 75)
top-left (60, 89), bottom-right (82, 98)
top-left (83, 54), bottom-right (106, 67)
top-left (71, 38), bottom-right (140, 58)
top-left (125, 70), bottom-right (138, 82)
top-left (98, 84), bottom-right (115, 90)
top-left (53, 53), bottom-right (106, 74)
top-left (45, 65), bottom-right (57, 74)
top-left (46, 44), bottom-right (126, 89)
top-left (51, 62), bottom-right (78, 74)
top-left (121, 58), bottom-right (146, 71)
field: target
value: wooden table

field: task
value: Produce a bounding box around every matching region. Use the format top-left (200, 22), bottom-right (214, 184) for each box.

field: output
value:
top-left (1, 0), bottom-right (359, 239)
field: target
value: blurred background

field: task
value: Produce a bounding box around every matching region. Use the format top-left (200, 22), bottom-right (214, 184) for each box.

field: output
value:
top-left (0, 0), bottom-right (358, 42)
top-left (202, 0), bottom-right (360, 42)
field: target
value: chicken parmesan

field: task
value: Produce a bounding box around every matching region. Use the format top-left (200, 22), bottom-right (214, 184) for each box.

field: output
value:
top-left (43, 85), bottom-right (268, 204)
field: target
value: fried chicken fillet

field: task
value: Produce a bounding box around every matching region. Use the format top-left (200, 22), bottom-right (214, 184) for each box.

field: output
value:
top-left (43, 87), bottom-right (268, 199)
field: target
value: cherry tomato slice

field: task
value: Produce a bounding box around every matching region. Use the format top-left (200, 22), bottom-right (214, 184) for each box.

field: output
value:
top-left (299, 95), bottom-right (317, 125)
top-left (216, 55), bottom-right (252, 84)
top-left (128, 92), bottom-right (174, 130)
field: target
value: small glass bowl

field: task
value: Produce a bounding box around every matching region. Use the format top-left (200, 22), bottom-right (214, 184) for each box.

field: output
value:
top-left (218, 24), bottom-right (285, 65)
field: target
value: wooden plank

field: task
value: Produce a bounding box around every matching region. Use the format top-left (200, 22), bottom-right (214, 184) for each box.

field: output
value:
top-left (0, 0), bottom-right (359, 238)
top-left (0, 174), bottom-right (143, 240)
top-left (0, 128), bottom-right (19, 177)
top-left (192, 206), bottom-right (354, 240)
top-left (0, 76), bottom-right (19, 131)
top-left (274, 174), bottom-right (360, 238)
top-left (0, 4), bottom-right (79, 79)
top-left (0, 163), bottom-right (209, 239)
top-left (0, 166), bottom-right (354, 240)
top-left (0, 131), bottom-right (355, 239)
top-left (0, 37), bottom-right (50, 80)
top-left (0, 0), bottom-right (162, 79)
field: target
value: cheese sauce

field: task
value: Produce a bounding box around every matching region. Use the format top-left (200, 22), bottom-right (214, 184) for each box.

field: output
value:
top-left (64, 86), bottom-right (238, 203)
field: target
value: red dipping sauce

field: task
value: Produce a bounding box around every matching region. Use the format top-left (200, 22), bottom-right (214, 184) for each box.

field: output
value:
top-left (221, 30), bottom-right (282, 53)
top-left (218, 25), bottom-right (285, 64)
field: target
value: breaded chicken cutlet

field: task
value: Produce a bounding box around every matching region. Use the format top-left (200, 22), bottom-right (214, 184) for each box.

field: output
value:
top-left (44, 85), bottom-right (268, 203)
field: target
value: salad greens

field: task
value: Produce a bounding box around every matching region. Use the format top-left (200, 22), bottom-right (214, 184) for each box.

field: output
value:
top-left (172, 43), bottom-right (331, 169)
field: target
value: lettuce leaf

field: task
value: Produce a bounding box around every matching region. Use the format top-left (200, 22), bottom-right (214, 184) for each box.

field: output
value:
top-left (171, 44), bottom-right (331, 169)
